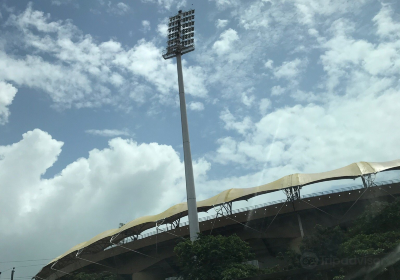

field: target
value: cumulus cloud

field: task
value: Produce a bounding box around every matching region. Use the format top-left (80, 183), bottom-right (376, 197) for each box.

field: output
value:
top-left (212, 4), bottom-right (400, 174)
top-left (0, 81), bottom-right (17, 124)
top-left (264, 59), bottom-right (273, 69)
top-left (259, 98), bottom-right (271, 115)
top-left (141, 0), bottom-right (186, 10)
top-left (274, 58), bottom-right (305, 79)
top-left (241, 89), bottom-right (255, 107)
top-left (220, 109), bottom-right (252, 135)
top-left (214, 87), bottom-right (400, 170)
top-left (212, 28), bottom-right (239, 55)
top-left (0, 5), bottom-right (207, 109)
top-left (189, 101), bottom-right (204, 111)
top-left (0, 129), bottom-right (211, 274)
top-left (373, 5), bottom-right (400, 39)
top-left (85, 129), bottom-right (131, 137)
top-left (216, 19), bottom-right (229, 28)
top-left (321, 15), bottom-right (400, 92)
top-left (211, 0), bottom-right (239, 10)
top-left (157, 19), bottom-right (169, 37)
top-left (293, 0), bottom-right (368, 26)
top-left (141, 20), bottom-right (151, 33)
top-left (271, 85), bottom-right (285, 96)
top-left (108, 2), bottom-right (130, 15)
top-left (51, 0), bottom-right (78, 6)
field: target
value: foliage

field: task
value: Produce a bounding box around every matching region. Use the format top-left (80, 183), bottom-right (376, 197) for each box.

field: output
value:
top-left (174, 233), bottom-right (258, 280)
top-left (260, 264), bottom-right (281, 274)
top-left (271, 199), bottom-right (400, 279)
top-left (339, 231), bottom-right (400, 257)
top-left (301, 224), bottom-right (345, 258)
top-left (332, 276), bottom-right (345, 280)
top-left (221, 263), bottom-right (260, 280)
top-left (277, 250), bottom-right (301, 270)
top-left (349, 200), bottom-right (400, 236)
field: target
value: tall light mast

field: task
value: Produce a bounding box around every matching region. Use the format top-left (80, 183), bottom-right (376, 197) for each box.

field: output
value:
top-left (162, 9), bottom-right (199, 242)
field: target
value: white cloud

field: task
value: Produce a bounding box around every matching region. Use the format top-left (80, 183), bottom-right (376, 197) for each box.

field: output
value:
top-left (214, 136), bottom-right (247, 164)
top-left (141, 0), bottom-right (186, 10)
top-left (0, 5), bottom-right (207, 109)
top-left (117, 2), bottom-right (130, 11)
top-left (216, 19), bottom-right (229, 28)
top-left (85, 129), bottom-right (130, 137)
top-left (212, 28), bottom-right (239, 55)
top-left (189, 101), bottom-right (204, 111)
top-left (321, 8), bottom-right (400, 92)
top-left (211, 0), bottom-right (239, 10)
top-left (294, 0), bottom-right (370, 27)
top-left (274, 58), bottom-right (305, 79)
top-left (290, 89), bottom-right (320, 103)
top-left (373, 5), bottom-right (400, 39)
top-left (220, 109), bottom-right (252, 135)
top-left (0, 81), bottom-right (17, 125)
top-left (271, 85), bottom-right (285, 96)
top-left (214, 88), bottom-right (400, 170)
top-left (51, 0), bottom-right (75, 6)
top-left (211, 4), bottom-right (400, 172)
top-left (141, 20), bottom-right (151, 33)
top-left (157, 19), bottom-right (169, 37)
top-left (259, 98), bottom-right (271, 115)
top-left (241, 90), bottom-right (255, 107)
top-left (109, 2), bottom-right (130, 15)
top-left (0, 129), bottom-right (210, 269)
top-left (237, 1), bottom-right (272, 30)
top-left (264, 59), bottom-right (274, 69)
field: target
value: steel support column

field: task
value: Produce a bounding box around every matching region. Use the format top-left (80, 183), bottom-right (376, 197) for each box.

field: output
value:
top-left (176, 53), bottom-right (200, 242)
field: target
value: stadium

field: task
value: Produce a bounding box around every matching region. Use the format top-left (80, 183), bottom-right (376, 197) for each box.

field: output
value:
top-left (34, 159), bottom-right (400, 280)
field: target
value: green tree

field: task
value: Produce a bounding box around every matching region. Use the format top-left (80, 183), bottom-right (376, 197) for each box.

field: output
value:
top-left (301, 224), bottom-right (345, 258)
top-left (337, 199), bottom-right (400, 258)
top-left (273, 200), bottom-right (400, 279)
top-left (174, 233), bottom-right (259, 280)
top-left (349, 200), bottom-right (400, 236)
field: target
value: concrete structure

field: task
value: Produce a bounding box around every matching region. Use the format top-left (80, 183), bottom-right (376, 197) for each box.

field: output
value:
top-left (37, 179), bottom-right (400, 280)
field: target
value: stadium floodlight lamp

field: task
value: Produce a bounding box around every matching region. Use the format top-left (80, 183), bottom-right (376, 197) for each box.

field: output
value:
top-left (163, 9), bottom-right (195, 60)
top-left (161, 9), bottom-right (200, 242)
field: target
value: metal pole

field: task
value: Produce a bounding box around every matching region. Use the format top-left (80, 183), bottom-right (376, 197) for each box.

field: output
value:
top-left (297, 214), bottom-right (304, 238)
top-left (176, 53), bottom-right (200, 241)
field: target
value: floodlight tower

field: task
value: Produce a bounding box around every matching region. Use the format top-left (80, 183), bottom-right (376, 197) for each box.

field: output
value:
top-left (162, 9), bottom-right (199, 242)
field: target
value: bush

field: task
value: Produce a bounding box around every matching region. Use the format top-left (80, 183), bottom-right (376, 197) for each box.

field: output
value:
top-left (174, 233), bottom-right (258, 280)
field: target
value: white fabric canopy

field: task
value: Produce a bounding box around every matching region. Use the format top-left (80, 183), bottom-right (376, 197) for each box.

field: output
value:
top-left (43, 159), bottom-right (400, 269)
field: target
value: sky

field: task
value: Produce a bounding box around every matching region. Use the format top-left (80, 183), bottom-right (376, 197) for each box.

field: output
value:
top-left (0, 0), bottom-right (400, 278)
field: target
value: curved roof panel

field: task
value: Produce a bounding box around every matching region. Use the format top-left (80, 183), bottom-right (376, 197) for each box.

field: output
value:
top-left (40, 158), bottom-right (400, 275)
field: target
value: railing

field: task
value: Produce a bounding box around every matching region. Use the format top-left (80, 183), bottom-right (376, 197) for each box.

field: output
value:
top-left (107, 179), bottom-right (400, 247)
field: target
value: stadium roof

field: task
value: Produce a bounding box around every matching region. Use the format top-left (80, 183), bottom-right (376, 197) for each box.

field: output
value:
top-left (39, 158), bottom-right (400, 276)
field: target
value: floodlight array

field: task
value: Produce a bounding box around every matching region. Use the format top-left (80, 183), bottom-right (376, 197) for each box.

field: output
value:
top-left (163, 9), bottom-right (195, 59)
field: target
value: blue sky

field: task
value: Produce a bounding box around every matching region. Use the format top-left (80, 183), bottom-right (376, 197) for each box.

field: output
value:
top-left (0, 0), bottom-right (400, 277)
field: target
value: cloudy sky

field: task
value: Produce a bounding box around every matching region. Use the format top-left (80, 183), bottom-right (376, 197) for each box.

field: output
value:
top-left (0, 0), bottom-right (400, 278)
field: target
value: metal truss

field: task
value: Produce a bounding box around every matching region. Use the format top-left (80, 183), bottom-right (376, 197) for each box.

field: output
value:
top-left (214, 202), bottom-right (233, 216)
top-left (340, 173), bottom-right (378, 221)
top-left (281, 186), bottom-right (304, 237)
top-left (170, 217), bottom-right (181, 229)
top-left (361, 174), bottom-right (377, 189)
top-left (283, 186), bottom-right (301, 202)
top-left (282, 186), bottom-right (302, 211)
top-left (110, 224), bottom-right (146, 246)
top-left (209, 202), bottom-right (233, 234)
